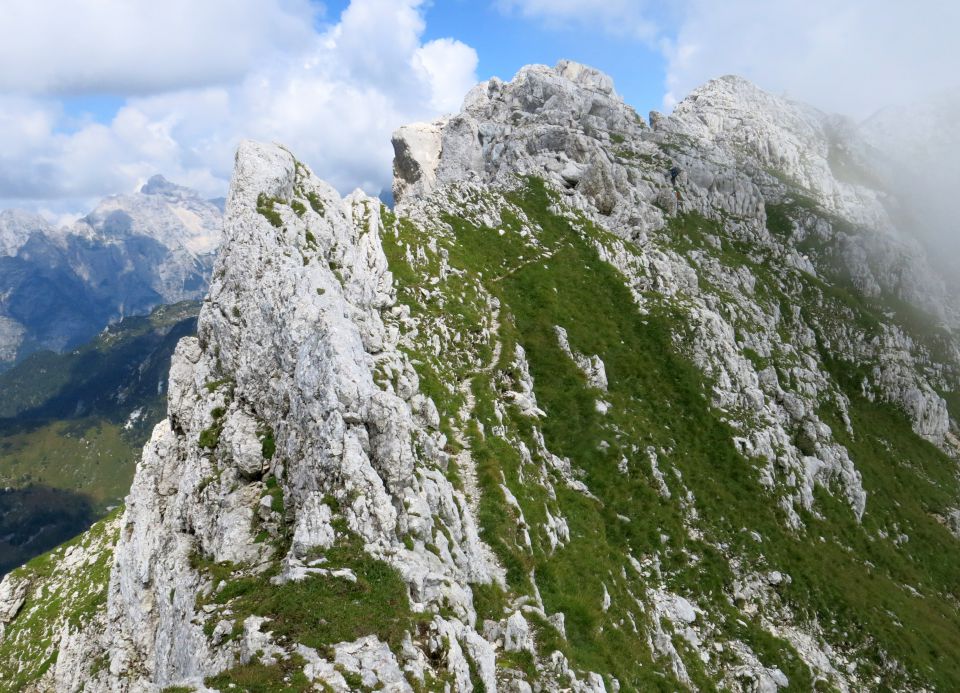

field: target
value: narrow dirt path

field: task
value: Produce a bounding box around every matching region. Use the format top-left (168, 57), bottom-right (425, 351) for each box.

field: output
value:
top-left (452, 303), bottom-right (502, 519)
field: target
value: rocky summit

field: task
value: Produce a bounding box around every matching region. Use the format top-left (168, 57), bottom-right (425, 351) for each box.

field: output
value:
top-left (2, 61), bottom-right (959, 691)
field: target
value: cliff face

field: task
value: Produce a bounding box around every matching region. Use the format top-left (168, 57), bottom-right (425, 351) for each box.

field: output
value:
top-left (3, 62), bottom-right (960, 692)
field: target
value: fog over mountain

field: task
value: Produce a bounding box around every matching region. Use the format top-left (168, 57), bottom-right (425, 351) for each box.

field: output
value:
top-left (859, 89), bottom-right (960, 289)
top-left (504, 1), bottom-right (960, 291)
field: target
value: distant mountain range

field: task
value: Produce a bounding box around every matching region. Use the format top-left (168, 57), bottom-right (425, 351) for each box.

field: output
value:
top-left (0, 175), bottom-right (222, 370)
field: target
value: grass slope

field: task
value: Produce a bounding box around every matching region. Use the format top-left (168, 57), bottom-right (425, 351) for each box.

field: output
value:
top-left (382, 178), bottom-right (960, 689)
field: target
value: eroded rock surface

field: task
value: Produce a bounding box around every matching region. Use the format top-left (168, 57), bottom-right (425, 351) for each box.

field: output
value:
top-left (3, 62), bottom-right (960, 692)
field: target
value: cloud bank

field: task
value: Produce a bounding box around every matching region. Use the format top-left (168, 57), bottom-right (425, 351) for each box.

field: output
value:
top-left (503, 0), bottom-right (960, 118)
top-left (662, 0), bottom-right (960, 118)
top-left (0, 0), bottom-right (318, 95)
top-left (0, 0), bottom-right (477, 213)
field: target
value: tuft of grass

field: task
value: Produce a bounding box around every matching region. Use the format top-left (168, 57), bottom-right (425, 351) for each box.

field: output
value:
top-left (256, 193), bottom-right (284, 228)
top-left (204, 378), bottom-right (233, 394)
top-left (206, 653), bottom-right (310, 692)
top-left (263, 475), bottom-right (284, 513)
top-left (260, 427), bottom-right (276, 460)
top-left (198, 406), bottom-right (227, 450)
top-left (305, 191), bottom-right (325, 215)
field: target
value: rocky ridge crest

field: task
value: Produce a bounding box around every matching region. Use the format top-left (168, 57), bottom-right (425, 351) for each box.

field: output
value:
top-left (2, 62), bottom-right (960, 692)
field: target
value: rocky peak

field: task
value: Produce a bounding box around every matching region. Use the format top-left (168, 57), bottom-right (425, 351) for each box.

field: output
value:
top-left (3, 62), bottom-right (960, 693)
top-left (552, 59), bottom-right (618, 96)
top-left (392, 60), bottom-right (644, 207)
top-left (140, 173), bottom-right (193, 198)
top-left (662, 74), bottom-right (842, 193)
top-left (0, 176), bottom-right (223, 370)
top-left (0, 209), bottom-right (52, 257)
top-left (667, 73), bottom-right (828, 151)
top-left (22, 139), bottom-right (505, 690)
top-left (77, 174), bottom-right (222, 256)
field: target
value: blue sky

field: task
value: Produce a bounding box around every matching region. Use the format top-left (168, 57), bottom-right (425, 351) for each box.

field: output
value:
top-left (1, 0), bottom-right (955, 219)
top-left (420, 2), bottom-right (668, 113)
top-left (59, 2), bottom-right (670, 131)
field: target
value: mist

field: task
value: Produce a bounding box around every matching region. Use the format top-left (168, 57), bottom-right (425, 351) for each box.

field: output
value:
top-left (854, 89), bottom-right (960, 289)
top-left (656, 0), bottom-right (960, 297)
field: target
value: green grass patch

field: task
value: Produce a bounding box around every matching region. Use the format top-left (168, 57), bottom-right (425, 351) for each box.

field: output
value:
top-left (206, 531), bottom-right (419, 654)
top-left (260, 427), bottom-right (276, 460)
top-left (206, 653), bottom-right (311, 692)
top-left (198, 405), bottom-right (228, 450)
top-left (305, 191), bottom-right (325, 215)
top-left (374, 174), bottom-right (960, 688)
top-left (256, 193), bottom-right (284, 228)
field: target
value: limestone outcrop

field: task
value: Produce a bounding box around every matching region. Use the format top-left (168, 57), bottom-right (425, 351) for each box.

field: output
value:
top-left (3, 62), bottom-right (959, 692)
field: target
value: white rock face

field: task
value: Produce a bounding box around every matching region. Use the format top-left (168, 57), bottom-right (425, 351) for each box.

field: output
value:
top-left (0, 574), bottom-right (28, 634)
top-left (5, 60), bottom-right (959, 693)
top-left (46, 140), bottom-right (504, 691)
top-left (392, 120), bottom-right (448, 202)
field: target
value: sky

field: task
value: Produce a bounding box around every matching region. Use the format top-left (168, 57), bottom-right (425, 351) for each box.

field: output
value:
top-left (1, 0), bottom-right (957, 222)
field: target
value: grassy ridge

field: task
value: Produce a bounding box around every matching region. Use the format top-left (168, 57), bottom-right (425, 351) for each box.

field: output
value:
top-left (382, 178), bottom-right (960, 689)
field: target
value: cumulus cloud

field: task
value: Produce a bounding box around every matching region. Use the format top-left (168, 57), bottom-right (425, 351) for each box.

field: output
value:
top-left (0, 0), bottom-right (478, 213)
top-left (413, 38), bottom-right (482, 113)
top-left (0, 0), bottom-right (318, 95)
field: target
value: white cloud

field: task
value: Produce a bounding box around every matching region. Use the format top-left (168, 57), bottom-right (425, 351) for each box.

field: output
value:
top-left (0, 0), bottom-right (478, 212)
top-left (0, 0), bottom-right (318, 95)
top-left (496, 0), bottom-right (662, 43)
top-left (662, 0), bottom-right (960, 119)
top-left (498, 0), bottom-right (960, 120)
top-left (413, 38), bottom-right (482, 112)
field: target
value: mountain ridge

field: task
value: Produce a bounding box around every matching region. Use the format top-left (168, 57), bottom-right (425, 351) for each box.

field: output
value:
top-left (1, 61), bottom-right (959, 691)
